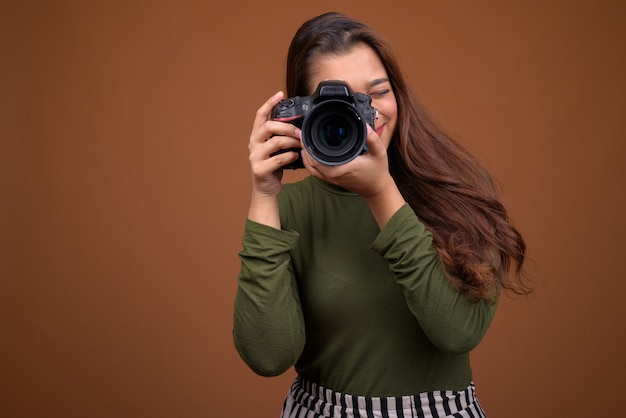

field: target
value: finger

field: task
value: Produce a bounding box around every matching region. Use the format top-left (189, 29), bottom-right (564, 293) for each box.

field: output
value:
top-left (250, 118), bottom-right (301, 148)
top-left (300, 146), bottom-right (333, 178)
top-left (364, 124), bottom-right (385, 155)
top-left (263, 121), bottom-right (302, 141)
top-left (253, 149), bottom-right (301, 176)
top-left (262, 134), bottom-right (302, 157)
top-left (253, 91), bottom-right (285, 130)
top-left (299, 140), bottom-right (315, 167)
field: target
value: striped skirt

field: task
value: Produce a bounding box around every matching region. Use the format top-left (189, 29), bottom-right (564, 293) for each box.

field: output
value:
top-left (281, 376), bottom-right (487, 418)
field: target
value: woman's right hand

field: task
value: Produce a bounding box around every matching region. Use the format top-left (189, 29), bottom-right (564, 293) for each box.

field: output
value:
top-left (247, 91), bottom-right (302, 228)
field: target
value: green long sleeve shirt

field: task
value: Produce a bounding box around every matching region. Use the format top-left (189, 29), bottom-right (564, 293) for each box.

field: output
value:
top-left (234, 176), bottom-right (498, 397)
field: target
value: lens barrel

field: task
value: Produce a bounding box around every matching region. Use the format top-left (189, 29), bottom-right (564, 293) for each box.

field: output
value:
top-left (301, 100), bottom-right (367, 166)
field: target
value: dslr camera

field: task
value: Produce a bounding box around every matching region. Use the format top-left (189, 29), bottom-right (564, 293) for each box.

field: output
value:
top-left (271, 80), bottom-right (378, 169)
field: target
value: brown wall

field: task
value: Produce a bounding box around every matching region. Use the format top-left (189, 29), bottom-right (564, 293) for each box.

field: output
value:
top-left (2, 1), bottom-right (625, 417)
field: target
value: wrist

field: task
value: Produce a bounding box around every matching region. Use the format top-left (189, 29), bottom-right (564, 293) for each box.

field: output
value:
top-left (248, 192), bottom-right (281, 229)
top-left (364, 181), bottom-right (405, 229)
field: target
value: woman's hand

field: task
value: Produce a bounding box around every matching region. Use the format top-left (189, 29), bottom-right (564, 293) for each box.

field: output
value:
top-left (301, 125), bottom-right (405, 228)
top-left (247, 91), bottom-right (302, 228)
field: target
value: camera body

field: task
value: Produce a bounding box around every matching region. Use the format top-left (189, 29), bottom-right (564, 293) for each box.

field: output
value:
top-left (271, 80), bottom-right (377, 169)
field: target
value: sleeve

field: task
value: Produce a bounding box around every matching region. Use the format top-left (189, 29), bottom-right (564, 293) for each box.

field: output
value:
top-left (232, 219), bottom-right (306, 376)
top-left (371, 204), bottom-right (499, 354)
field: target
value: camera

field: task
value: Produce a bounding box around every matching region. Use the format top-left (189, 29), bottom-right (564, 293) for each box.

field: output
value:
top-left (271, 80), bottom-right (378, 169)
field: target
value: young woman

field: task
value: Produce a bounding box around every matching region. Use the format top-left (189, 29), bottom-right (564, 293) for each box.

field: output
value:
top-left (234, 12), bottom-right (531, 418)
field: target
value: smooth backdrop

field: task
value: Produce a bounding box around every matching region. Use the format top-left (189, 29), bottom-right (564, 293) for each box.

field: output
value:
top-left (2, 1), bottom-right (625, 417)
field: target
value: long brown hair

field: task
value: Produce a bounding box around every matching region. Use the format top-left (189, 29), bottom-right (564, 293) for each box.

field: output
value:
top-left (286, 12), bottom-right (532, 301)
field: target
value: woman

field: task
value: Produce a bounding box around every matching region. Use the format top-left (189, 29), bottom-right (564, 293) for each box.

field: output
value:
top-left (234, 11), bottom-right (531, 418)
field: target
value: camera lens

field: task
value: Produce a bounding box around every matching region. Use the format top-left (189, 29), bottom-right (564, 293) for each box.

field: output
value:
top-left (302, 101), bottom-right (367, 166)
top-left (318, 119), bottom-right (349, 148)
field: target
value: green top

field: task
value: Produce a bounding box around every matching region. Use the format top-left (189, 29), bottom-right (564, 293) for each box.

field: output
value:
top-left (234, 176), bottom-right (498, 397)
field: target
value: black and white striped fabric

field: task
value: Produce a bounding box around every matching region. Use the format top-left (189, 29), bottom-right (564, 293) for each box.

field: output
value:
top-left (281, 376), bottom-right (487, 418)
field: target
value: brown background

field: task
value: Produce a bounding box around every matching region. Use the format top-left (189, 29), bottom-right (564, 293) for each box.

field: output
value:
top-left (2, 1), bottom-right (625, 417)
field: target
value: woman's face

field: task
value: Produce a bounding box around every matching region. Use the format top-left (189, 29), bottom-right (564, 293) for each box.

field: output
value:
top-left (307, 43), bottom-right (398, 149)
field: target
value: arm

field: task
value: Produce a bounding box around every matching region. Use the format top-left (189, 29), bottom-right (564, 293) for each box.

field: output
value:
top-left (247, 90), bottom-right (302, 229)
top-left (233, 220), bottom-right (305, 376)
top-left (233, 92), bottom-right (307, 375)
top-left (371, 204), bottom-right (499, 354)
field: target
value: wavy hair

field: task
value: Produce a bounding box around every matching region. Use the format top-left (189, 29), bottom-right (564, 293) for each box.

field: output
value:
top-left (286, 12), bottom-right (532, 301)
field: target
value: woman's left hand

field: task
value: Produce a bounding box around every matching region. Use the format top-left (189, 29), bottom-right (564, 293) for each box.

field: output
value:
top-left (301, 125), bottom-right (389, 196)
top-left (301, 125), bottom-right (406, 227)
